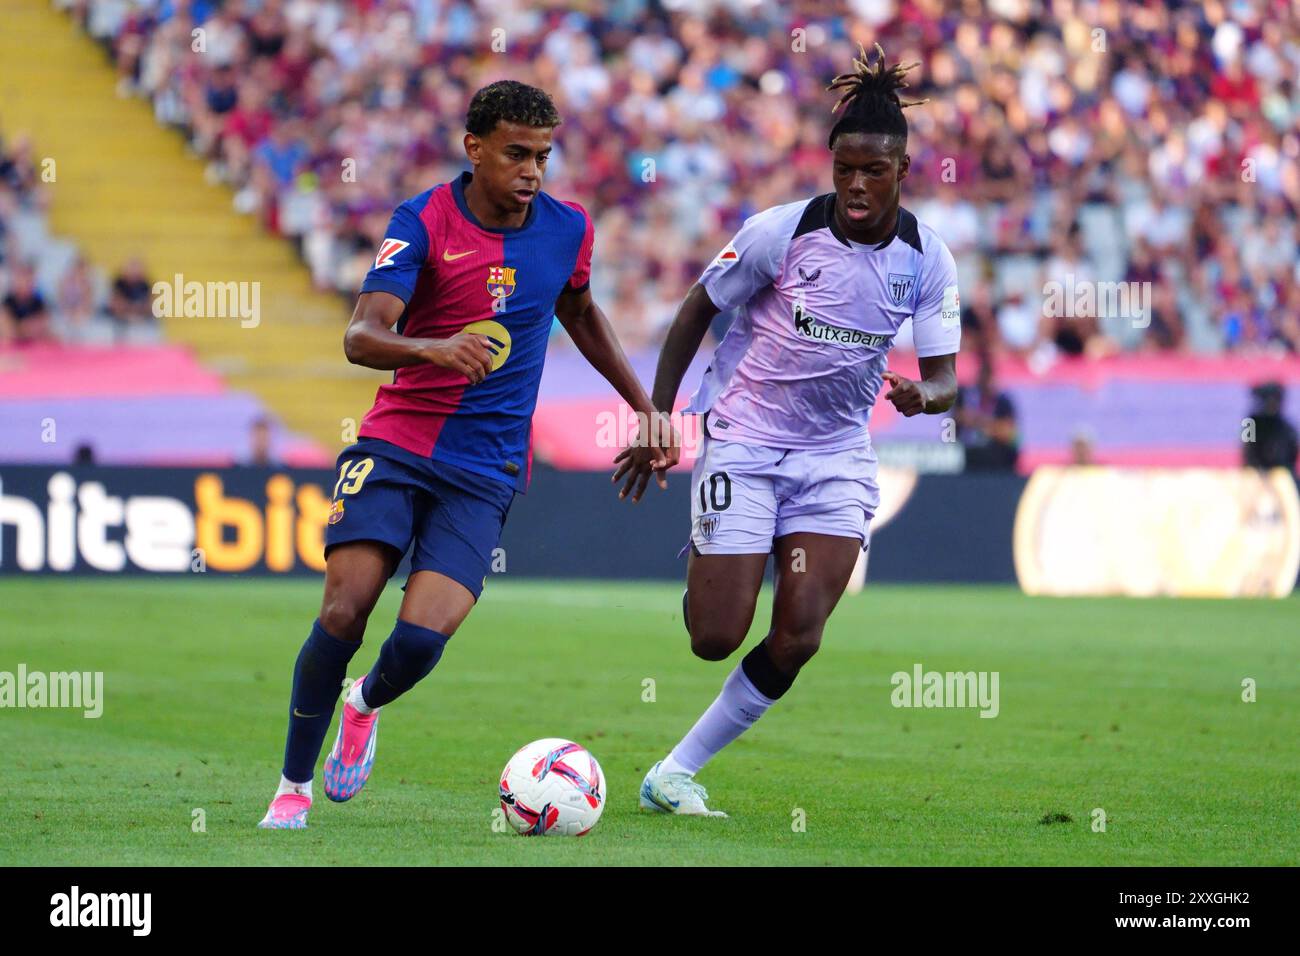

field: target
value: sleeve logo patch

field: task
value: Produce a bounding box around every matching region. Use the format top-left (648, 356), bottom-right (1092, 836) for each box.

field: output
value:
top-left (941, 285), bottom-right (960, 328)
top-left (374, 238), bottom-right (411, 269)
top-left (714, 243), bottom-right (738, 267)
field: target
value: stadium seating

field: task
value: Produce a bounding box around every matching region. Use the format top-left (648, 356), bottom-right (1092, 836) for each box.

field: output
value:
top-left (2, 0), bottom-right (1296, 472)
top-left (0, 0), bottom-right (384, 459)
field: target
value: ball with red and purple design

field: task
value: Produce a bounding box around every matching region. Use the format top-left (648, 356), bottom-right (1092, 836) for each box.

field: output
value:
top-left (498, 738), bottom-right (605, 837)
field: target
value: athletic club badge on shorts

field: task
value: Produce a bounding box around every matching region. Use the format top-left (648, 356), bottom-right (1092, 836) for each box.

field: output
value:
top-left (888, 273), bottom-right (915, 305)
top-left (698, 514), bottom-right (719, 541)
top-left (328, 499), bottom-right (345, 525)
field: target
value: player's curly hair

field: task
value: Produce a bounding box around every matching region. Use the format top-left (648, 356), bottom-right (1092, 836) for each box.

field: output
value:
top-left (466, 80), bottom-right (562, 137)
top-left (826, 43), bottom-right (927, 150)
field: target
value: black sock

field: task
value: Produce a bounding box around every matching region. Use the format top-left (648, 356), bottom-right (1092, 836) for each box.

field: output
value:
top-left (740, 639), bottom-right (796, 700)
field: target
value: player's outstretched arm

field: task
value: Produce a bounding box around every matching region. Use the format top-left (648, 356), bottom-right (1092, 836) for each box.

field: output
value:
top-left (555, 285), bottom-right (676, 501)
top-left (648, 283), bottom-right (719, 414)
top-left (609, 282), bottom-right (720, 502)
top-left (882, 353), bottom-right (958, 417)
top-left (343, 290), bottom-right (494, 383)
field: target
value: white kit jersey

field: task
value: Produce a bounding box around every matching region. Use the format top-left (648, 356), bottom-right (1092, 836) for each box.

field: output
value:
top-left (688, 194), bottom-right (961, 451)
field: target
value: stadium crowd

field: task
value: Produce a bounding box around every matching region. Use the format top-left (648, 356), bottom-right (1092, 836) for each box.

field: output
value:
top-left (49, 0), bottom-right (1300, 360)
top-left (0, 131), bottom-right (162, 347)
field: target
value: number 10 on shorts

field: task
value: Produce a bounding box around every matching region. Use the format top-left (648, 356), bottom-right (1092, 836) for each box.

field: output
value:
top-left (699, 472), bottom-right (732, 512)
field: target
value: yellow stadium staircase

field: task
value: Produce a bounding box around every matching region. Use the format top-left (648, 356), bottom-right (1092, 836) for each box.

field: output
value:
top-left (0, 0), bottom-right (386, 457)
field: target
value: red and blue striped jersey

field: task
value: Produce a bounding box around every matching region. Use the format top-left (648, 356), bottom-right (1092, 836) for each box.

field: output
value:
top-left (357, 172), bottom-right (594, 492)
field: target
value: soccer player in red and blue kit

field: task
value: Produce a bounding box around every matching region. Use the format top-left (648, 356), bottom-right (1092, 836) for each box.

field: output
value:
top-left (259, 81), bottom-right (670, 829)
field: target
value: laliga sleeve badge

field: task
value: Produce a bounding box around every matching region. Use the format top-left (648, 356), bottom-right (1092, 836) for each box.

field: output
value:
top-left (942, 285), bottom-right (960, 328)
top-left (374, 238), bottom-right (410, 269)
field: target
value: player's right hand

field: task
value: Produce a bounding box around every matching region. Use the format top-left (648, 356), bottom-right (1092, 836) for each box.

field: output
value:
top-left (612, 411), bottom-right (680, 503)
top-left (424, 332), bottom-right (495, 384)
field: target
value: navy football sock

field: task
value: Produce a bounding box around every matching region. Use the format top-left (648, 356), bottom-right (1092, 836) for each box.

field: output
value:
top-left (282, 619), bottom-right (361, 783)
top-left (361, 620), bottom-right (450, 708)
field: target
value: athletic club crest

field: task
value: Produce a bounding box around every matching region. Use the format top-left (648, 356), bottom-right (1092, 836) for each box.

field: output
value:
top-left (487, 266), bottom-right (517, 298)
top-left (888, 273), bottom-right (915, 305)
top-left (698, 515), bottom-right (719, 541)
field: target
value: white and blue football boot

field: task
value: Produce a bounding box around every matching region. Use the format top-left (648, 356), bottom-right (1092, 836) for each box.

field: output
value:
top-left (639, 760), bottom-right (728, 817)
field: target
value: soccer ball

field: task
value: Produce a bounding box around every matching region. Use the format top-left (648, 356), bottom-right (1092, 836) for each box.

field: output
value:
top-left (498, 738), bottom-right (606, 836)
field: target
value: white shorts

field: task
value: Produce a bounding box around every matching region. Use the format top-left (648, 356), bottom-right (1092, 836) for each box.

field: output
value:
top-left (688, 431), bottom-right (879, 555)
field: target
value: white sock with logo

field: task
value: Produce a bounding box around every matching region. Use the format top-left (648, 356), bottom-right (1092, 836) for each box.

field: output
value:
top-left (661, 664), bottom-right (776, 776)
top-left (348, 677), bottom-right (375, 715)
top-left (276, 775), bottom-right (311, 800)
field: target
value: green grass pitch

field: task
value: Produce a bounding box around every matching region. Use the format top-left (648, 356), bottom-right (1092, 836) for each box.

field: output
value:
top-left (1, 578), bottom-right (1295, 866)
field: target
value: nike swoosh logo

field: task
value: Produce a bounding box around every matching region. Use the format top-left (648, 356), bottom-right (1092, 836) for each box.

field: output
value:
top-left (292, 708), bottom-right (320, 718)
top-left (443, 249), bottom-right (475, 261)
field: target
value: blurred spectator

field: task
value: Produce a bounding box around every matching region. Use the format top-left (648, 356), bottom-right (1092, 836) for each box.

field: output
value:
top-left (1041, 227), bottom-right (1116, 358)
top-left (996, 289), bottom-right (1040, 356)
top-left (2, 263), bottom-right (53, 344)
top-left (55, 255), bottom-right (116, 344)
top-left (1070, 427), bottom-right (1096, 466)
top-left (959, 281), bottom-right (998, 354)
top-left (107, 257), bottom-right (161, 343)
top-left (1243, 382), bottom-right (1298, 478)
top-left (1143, 281), bottom-right (1185, 351)
top-left (0, 133), bottom-right (41, 196)
top-left (245, 416), bottom-right (280, 467)
top-left (955, 356), bottom-right (1019, 472)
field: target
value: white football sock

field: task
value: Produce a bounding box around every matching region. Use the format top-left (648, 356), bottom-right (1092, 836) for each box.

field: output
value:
top-left (664, 664), bottom-right (776, 776)
top-left (276, 775), bottom-right (311, 799)
top-left (348, 677), bottom-right (375, 714)
top-left (660, 753), bottom-right (694, 777)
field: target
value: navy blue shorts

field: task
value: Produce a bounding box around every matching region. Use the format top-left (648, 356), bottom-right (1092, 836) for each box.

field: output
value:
top-left (323, 438), bottom-right (516, 600)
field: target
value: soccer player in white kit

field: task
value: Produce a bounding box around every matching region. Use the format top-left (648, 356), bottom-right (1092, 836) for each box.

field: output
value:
top-left (614, 46), bottom-right (962, 815)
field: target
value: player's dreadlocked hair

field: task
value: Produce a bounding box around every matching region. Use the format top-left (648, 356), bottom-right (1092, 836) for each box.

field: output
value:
top-left (465, 80), bottom-right (562, 137)
top-left (826, 43), bottom-right (927, 150)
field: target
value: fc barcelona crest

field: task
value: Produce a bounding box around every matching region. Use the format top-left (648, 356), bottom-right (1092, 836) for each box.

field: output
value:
top-left (487, 266), bottom-right (517, 298)
top-left (888, 272), bottom-right (915, 305)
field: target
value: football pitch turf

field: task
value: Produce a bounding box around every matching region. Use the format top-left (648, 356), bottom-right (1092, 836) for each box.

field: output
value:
top-left (1, 578), bottom-right (1295, 866)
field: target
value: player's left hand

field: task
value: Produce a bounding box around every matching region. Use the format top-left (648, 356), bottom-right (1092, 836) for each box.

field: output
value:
top-left (882, 371), bottom-right (929, 417)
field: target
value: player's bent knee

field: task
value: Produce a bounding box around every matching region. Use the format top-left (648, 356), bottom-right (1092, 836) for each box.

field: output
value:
top-left (403, 605), bottom-right (471, 637)
top-left (318, 597), bottom-right (371, 642)
top-left (398, 572), bottom-right (477, 637)
top-left (690, 628), bottom-right (744, 662)
top-left (768, 625), bottom-right (823, 672)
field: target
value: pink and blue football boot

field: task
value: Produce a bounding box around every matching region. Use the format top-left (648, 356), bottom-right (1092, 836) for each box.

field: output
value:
top-left (323, 677), bottom-right (381, 802)
top-left (258, 792), bottom-right (311, 830)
